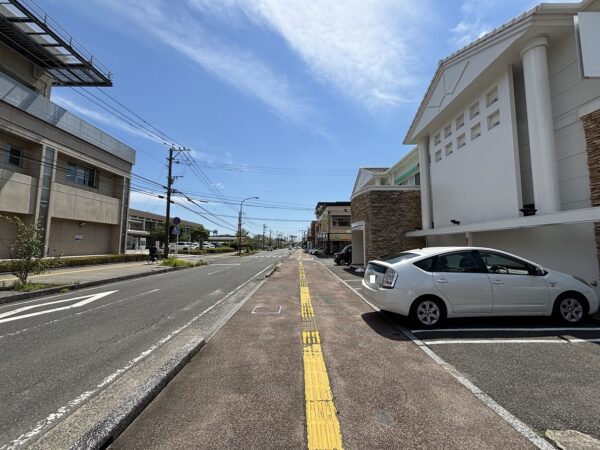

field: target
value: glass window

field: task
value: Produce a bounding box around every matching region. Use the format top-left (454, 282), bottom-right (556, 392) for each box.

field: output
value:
top-left (5, 145), bottom-right (23, 167)
top-left (445, 142), bottom-right (453, 156)
top-left (478, 251), bottom-right (533, 275)
top-left (331, 216), bottom-right (350, 227)
top-left (487, 110), bottom-right (500, 130)
top-left (435, 149), bottom-right (442, 162)
top-left (444, 124), bottom-right (452, 139)
top-left (380, 252), bottom-right (418, 264)
top-left (455, 113), bottom-right (465, 130)
top-left (486, 86), bottom-right (499, 107)
top-left (433, 133), bottom-right (441, 146)
top-left (66, 162), bottom-right (98, 188)
top-left (471, 123), bottom-right (481, 140)
top-left (469, 101), bottom-right (480, 120)
top-left (457, 133), bottom-right (466, 148)
top-left (434, 251), bottom-right (482, 273)
top-left (414, 257), bottom-right (434, 272)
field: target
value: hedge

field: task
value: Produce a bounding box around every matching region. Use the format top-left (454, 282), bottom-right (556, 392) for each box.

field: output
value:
top-left (0, 253), bottom-right (148, 274)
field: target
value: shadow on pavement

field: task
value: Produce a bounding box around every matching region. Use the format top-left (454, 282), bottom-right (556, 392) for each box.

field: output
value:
top-left (361, 311), bottom-right (409, 342)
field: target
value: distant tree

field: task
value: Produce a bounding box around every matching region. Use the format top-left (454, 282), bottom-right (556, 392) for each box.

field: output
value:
top-left (148, 224), bottom-right (166, 247)
top-left (191, 226), bottom-right (209, 247)
top-left (1, 216), bottom-right (61, 286)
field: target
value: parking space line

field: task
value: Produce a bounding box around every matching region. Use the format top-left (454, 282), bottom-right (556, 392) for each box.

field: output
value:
top-left (423, 338), bottom-right (566, 345)
top-left (316, 259), bottom-right (556, 450)
top-left (412, 327), bottom-right (600, 333)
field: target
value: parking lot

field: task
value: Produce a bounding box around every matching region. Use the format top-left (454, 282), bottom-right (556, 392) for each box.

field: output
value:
top-left (319, 255), bottom-right (600, 442)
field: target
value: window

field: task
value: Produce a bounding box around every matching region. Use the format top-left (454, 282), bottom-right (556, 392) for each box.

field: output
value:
top-left (444, 124), bottom-right (452, 139)
top-left (445, 142), bottom-right (453, 156)
top-left (487, 110), bottom-right (500, 130)
top-left (414, 257), bottom-right (434, 272)
top-left (433, 133), bottom-right (441, 146)
top-left (470, 123), bottom-right (481, 140)
top-left (478, 251), bottom-right (533, 275)
top-left (455, 113), bottom-right (465, 130)
top-left (435, 149), bottom-right (442, 162)
top-left (457, 133), bottom-right (466, 149)
top-left (380, 252), bottom-right (418, 264)
top-left (434, 251), bottom-right (483, 273)
top-left (66, 163), bottom-right (98, 188)
top-left (469, 101), bottom-right (480, 120)
top-left (486, 86), bottom-right (499, 107)
top-left (331, 216), bottom-right (350, 227)
top-left (5, 145), bottom-right (23, 167)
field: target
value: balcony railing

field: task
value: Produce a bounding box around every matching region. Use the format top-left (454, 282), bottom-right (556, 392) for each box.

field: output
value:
top-left (0, 71), bottom-right (135, 164)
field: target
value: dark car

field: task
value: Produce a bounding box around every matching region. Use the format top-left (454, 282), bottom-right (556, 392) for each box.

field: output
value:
top-left (334, 245), bottom-right (352, 266)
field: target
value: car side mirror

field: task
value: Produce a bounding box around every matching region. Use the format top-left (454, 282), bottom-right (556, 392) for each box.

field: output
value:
top-left (534, 267), bottom-right (546, 276)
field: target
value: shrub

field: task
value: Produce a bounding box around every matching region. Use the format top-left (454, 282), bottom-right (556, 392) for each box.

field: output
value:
top-left (160, 257), bottom-right (191, 268)
top-left (0, 253), bottom-right (148, 274)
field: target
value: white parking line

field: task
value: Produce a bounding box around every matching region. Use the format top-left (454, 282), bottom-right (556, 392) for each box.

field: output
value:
top-left (412, 327), bottom-right (600, 333)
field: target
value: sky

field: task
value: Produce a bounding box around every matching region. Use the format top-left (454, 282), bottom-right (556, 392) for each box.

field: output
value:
top-left (35, 0), bottom-right (576, 238)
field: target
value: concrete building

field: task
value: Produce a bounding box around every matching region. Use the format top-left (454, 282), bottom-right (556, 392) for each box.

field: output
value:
top-left (127, 209), bottom-right (205, 250)
top-left (404, 0), bottom-right (600, 288)
top-left (350, 148), bottom-right (424, 269)
top-left (314, 202), bottom-right (351, 255)
top-left (0, 1), bottom-right (135, 257)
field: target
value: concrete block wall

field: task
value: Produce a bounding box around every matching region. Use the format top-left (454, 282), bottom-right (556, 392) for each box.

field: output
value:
top-left (582, 108), bottom-right (600, 275)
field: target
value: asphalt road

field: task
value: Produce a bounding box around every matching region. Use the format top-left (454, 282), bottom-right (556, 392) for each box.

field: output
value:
top-left (0, 250), bottom-right (290, 448)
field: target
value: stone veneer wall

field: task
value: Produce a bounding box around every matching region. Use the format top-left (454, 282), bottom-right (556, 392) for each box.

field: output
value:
top-left (351, 189), bottom-right (425, 264)
top-left (582, 109), bottom-right (600, 274)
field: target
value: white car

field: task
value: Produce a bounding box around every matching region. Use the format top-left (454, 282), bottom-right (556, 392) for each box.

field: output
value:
top-left (362, 247), bottom-right (599, 328)
top-left (169, 241), bottom-right (193, 251)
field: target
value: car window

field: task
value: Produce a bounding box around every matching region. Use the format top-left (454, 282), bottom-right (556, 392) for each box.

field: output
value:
top-left (433, 251), bottom-right (482, 273)
top-left (379, 252), bottom-right (418, 264)
top-left (413, 257), bottom-right (434, 272)
top-left (478, 251), bottom-right (532, 275)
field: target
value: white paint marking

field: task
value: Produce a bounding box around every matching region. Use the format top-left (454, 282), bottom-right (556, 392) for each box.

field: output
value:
top-left (207, 267), bottom-right (233, 276)
top-left (208, 263), bottom-right (241, 266)
top-left (423, 338), bottom-right (566, 345)
top-left (316, 259), bottom-right (556, 450)
top-left (564, 337), bottom-right (600, 343)
top-left (251, 305), bottom-right (282, 314)
top-left (0, 291), bottom-right (118, 324)
top-left (3, 265), bottom-right (275, 448)
top-left (411, 327), bottom-right (600, 333)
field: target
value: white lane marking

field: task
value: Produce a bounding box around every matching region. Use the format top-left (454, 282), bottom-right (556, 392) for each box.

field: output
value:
top-left (0, 291), bottom-right (118, 325)
top-left (316, 259), bottom-right (556, 450)
top-left (3, 264), bottom-right (275, 449)
top-left (208, 264), bottom-right (241, 266)
top-left (423, 339), bottom-right (566, 345)
top-left (411, 327), bottom-right (600, 333)
top-left (207, 267), bottom-right (233, 276)
top-left (0, 289), bottom-right (160, 340)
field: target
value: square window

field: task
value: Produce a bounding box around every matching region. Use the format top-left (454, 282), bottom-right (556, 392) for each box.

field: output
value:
top-left (433, 133), bottom-right (441, 146)
top-left (486, 86), bottom-right (499, 107)
top-left (457, 133), bottom-right (466, 148)
top-left (435, 149), bottom-right (442, 162)
top-left (487, 110), bottom-right (500, 130)
top-left (470, 123), bottom-right (481, 140)
top-left (445, 142), bottom-right (453, 156)
top-left (5, 145), bottom-right (23, 167)
top-left (455, 113), bottom-right (464, 130)
top-left (444, 124), bottom-right (452, 139)
top-left (469, 102), bottom-right (480, 120)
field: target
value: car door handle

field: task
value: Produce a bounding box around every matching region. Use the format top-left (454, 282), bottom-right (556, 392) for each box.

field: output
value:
top-left (436, 278), bottom-right (448, 284)
top-left (492, 280), bottom-right (504, 285)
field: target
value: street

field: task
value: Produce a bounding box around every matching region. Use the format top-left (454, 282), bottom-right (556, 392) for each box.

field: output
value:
top-left (0, 250), bottom-right (289, 449)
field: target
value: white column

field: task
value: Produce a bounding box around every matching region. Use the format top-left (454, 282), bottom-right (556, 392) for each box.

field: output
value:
top-left (521, 36), bottom-right (561, 214)
top-left (418, 139), bottom-right (432, 230)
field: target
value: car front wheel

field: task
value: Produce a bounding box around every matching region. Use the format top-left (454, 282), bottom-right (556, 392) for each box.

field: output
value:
top-left (554, 293), bottom-right (586, 325)
top-left (410, 297), bottom-right (445, 328)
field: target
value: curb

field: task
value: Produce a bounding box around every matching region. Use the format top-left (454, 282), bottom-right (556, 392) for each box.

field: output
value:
top-left (73, 337), bottom-right (207, 449)
top-left (0, 264), bottom-right (198, 306)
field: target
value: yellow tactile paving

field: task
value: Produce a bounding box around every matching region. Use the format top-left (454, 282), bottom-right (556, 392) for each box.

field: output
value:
top-left (298, 259), bottom-right (343, 450)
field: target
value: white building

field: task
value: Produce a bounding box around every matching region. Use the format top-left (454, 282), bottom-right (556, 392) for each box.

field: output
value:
top-left (405, 0), bottom-right (600, 288)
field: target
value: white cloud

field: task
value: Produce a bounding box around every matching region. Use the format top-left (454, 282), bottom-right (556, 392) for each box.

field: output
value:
top-left (189, 0), bottom-right (435, 110)
top-left (89, 0), bottom-right (316, 129)
top-left (129, 191), bottom-right (165, 208)
top-left (450, 18), bottom-right (491, 49)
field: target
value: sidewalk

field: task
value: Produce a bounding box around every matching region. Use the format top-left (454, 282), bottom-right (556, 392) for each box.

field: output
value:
top-left (112, 252), bottom-right (538, 449)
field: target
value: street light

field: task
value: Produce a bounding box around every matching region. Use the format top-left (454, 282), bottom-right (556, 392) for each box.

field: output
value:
top-left (238, 196), bottom-right (259, 255)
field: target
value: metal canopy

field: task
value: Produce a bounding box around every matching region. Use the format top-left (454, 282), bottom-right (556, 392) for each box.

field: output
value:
top-left (0, 0), bottom-right (112, 86)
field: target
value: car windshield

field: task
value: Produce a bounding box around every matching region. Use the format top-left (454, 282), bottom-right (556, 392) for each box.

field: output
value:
top-left (378, 252), bottom-right (418, 264)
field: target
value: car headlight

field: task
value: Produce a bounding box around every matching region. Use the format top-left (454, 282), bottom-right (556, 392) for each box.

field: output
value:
top-left (382, 268), bottom-right (398, 289)
top-left (573, 275), bottom-right (592, 288)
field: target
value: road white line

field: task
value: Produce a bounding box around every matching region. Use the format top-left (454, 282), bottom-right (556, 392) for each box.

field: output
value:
top-left (423, 339), bottom-right (566, 345)
top-left (208, 263), bottom-right (241, 266)
top-left (564, 337), bottom-right (600, 343)
top-left (316, 259), bottom-right (556, 450)
top-left (411, 327), bottom-right (600, 333)
top-left (3, 264), bottom-right (275, 449)
top-left (207, 267), bottom-right (233, 276)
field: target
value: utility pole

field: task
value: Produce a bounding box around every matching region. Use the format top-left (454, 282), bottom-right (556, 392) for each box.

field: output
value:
top-left (262, 224), bottom-right (267, 250)
top-left (163, 146), bottom-right (189, 258)
top-left (269, 229), bottom-right (272, 249)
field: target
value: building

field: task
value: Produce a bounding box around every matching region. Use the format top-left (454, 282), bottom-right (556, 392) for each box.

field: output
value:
top-left (127, 209), bottom-right (205, 250)
top-left (350, 148), bottom-right (424, 269)
top-left (306, 220), bottom-right (317, 250)
top-left (404, 0), bottom-right (600, 286)
top-left (314, 202), bottom-right (352, 254)
top-left (0, 1), bottom-right (135, 257)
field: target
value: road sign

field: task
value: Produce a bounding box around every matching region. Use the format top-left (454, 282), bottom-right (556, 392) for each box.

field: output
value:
top-left (173, 217), bottom-right (181, 225)
top-left (173, 225), bottom-right (180, 236)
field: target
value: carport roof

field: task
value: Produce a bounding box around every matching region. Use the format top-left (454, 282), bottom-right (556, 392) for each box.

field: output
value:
top-left (406, 206), bottom-right (600, 237)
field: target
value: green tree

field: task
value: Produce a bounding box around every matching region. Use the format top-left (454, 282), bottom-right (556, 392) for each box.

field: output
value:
top-left (1, 216), bottom-right (61, 286)
top-left (148, 224), bottom-right (166, 248)
top-left (191, 225), bottom-right (210, 248)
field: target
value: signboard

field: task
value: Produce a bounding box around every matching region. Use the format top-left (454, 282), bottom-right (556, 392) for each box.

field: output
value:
top-left (329, 233), bottom-right (352, 241)
top-left (575, 12), bottom-right (600, 78)
top-left (172, 225), bottom-right (180, 236)
top-left (75, 234), bottom-right (84, 240)
top-left (173, 217), bottom-right (181, 225)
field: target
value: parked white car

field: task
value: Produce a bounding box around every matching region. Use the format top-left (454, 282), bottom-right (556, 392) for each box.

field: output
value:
top-left (362, 247), bottom-right (599, 328)
top-left (202, 242), bottom-right (215, 249)
top-left (169, 241), bottom-right (193, 251)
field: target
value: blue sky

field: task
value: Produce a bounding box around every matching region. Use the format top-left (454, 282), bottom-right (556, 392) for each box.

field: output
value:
top-left (37, 0), bottom-right (574, 237)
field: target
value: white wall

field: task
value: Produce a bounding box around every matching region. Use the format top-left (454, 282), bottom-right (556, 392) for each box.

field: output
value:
top-left (429, 68), bottom-right (521, 228)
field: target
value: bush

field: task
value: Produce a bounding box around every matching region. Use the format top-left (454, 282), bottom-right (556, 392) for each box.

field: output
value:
top-left (0, 253), bottom-right (148, 274)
